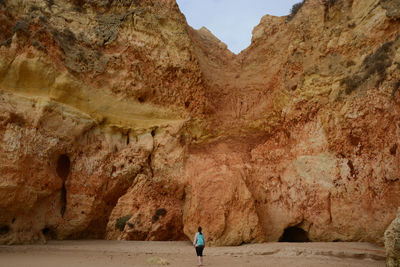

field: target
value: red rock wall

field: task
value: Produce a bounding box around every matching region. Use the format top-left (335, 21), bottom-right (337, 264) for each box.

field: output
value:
top-left (0, 0), bottom-right (399, 245)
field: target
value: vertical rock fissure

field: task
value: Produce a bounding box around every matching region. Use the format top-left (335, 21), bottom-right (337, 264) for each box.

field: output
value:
top-left (148, 130), bottom-right (156, 178)
top-left (56, 154), bottom-right (71, 217)
top-left (148, 153), bottom-right (154, 178)
top-left (126, 130), bottom-right (130, 145)
top-left (60, 185), bottom-right (67, 217)
top-left (328, 192), bottom-right (332, 223)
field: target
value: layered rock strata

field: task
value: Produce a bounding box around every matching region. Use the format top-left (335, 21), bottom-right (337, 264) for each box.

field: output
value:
top-left (0, 0), bottom-right (399, 246)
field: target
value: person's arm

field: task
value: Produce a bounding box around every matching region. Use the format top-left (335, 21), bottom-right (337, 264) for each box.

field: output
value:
top-left (193, 233), bottom-right (197, 246)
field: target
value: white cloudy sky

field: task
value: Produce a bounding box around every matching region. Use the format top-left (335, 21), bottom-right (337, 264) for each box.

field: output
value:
top-left (176, 0), bottom-right (302, 54)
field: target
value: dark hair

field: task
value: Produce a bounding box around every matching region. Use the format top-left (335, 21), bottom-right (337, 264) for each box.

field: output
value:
top-left (198, 226), bottom-right (202, 234)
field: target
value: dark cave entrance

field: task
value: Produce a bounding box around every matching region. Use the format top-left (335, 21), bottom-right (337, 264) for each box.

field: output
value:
top-left (0, 225), bottom-right (10, 235)
top-left (41, 227), bottom-right (56, 239)
top-left (56, 154), bottom-right (70, 180)
top-left (279, 226), bottom-right (310, 242)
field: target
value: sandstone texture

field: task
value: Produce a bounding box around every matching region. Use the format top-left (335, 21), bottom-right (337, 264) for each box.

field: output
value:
top-left (0, 0), bottom-right (399, 246)
top-left (385, 207), bottom-right (400, 267)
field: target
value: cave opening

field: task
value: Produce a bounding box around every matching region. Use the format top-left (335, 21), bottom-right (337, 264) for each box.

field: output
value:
top-left (0, 225), bottom-right (10, 235)
top-left (56, 154), bottom-right (70, 180)
top-left (42, 227), bottom-right (55, 239)
top-left (279, 226), bottom-right (310, 242)
top-left (42, 227), bottom-right (50, 235)
top-left (390, 144), bottom-right (398, 155)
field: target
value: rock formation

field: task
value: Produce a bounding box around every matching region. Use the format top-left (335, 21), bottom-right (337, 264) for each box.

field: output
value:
top-left (0, 0), bottom-right (399, 246)
top-left (385, 207), bottom-right (400, 267)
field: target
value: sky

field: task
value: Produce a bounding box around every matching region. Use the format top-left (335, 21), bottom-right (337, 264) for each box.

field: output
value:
top-left (176, 0), bottom-right (302, 54)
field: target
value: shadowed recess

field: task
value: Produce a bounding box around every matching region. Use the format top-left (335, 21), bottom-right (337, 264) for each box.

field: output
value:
top-left (56, 154), bottom-right (71, 180)
top-left (56, 154), bottom-right (70, 217)
top-left (0, 225), bottom-right (10, 235)
top-left (41, 227), bottom-right (56, 239)
top-left (279, 226), bottom-right (310, 242)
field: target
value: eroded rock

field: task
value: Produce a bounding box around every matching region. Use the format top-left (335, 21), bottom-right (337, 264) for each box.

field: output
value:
top-left (385, 208), bottom-right (400, 267)
top-left (380, 0), bottom-right (400, 19)
top-left (0, 0), bottom-right (399, 246)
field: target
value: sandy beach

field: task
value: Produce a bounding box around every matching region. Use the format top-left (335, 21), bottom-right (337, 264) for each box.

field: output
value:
top-left (0, 241), bottom-right (385, 267)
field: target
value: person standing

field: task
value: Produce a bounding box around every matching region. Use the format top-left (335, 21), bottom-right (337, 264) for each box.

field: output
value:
top-left (193, 226), bottom-right (205, 266)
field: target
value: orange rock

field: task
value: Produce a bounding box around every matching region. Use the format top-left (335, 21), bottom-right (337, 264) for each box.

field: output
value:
top-left (0, 0), bottom-right (399, 246)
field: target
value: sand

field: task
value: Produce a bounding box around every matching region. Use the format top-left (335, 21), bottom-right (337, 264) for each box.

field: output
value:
top-left (0, 241), bottom-right (385, 267)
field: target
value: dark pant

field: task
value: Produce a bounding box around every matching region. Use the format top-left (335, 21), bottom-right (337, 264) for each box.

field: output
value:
top-left (195, 245), bottom-right (204, 256)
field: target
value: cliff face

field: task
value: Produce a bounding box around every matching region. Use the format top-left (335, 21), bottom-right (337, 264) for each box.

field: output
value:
top-left (0, 0), bottom-right (399, 246)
